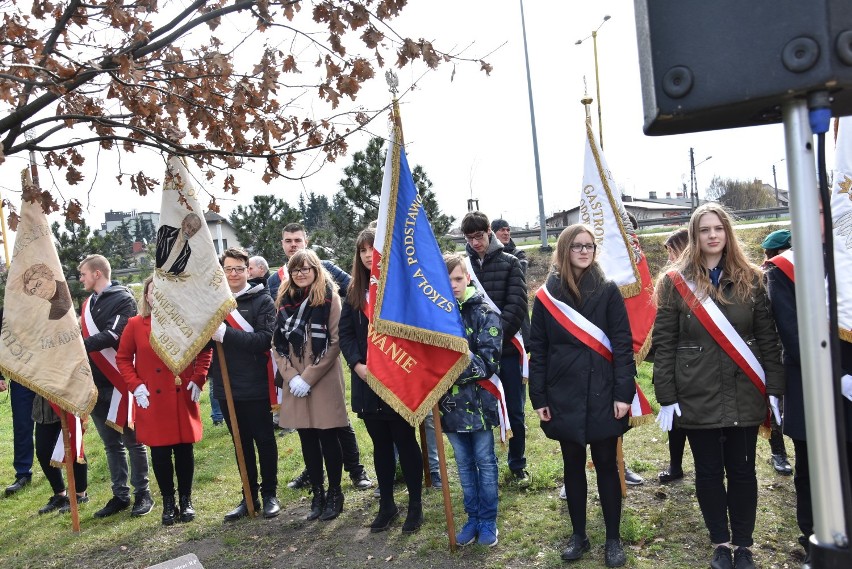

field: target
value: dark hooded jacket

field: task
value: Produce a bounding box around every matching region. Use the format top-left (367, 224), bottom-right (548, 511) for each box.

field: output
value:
top-left (528, 270), bottom-right (636, 445)
top-left (207, 280), bottom-right (276, 402)
top-left (465, 234), bottom-right (528, 356)
top-left (439, 287), bottom-right (502, 433)
top-left (83, 282), bottom-right (137, 391)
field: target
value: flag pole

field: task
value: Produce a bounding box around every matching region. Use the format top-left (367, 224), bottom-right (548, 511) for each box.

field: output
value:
top-left (582, 94), bottom-right (629, 497)
top-left (0, 193), bottom-right (10, 268)
top-left (418, 423), bottom-right (433, 487)
top-left (60, 412), bottom-right (81, 533)
top-left (432, 403), bottom-right (457, 552)
top-left (216, 342), bottom-right (256, 518)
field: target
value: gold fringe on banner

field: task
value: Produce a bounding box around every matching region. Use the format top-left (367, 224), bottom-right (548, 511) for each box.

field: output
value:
top-left (151, 297), bottom-right (236, 375)
top-left (0, 366), bottom-right (96, 418)
top-left (634, 329), bottom-right (654, 365)
top-left (629, 414), bottom-right (655, 428)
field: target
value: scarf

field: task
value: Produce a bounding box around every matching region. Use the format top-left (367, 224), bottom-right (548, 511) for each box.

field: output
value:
top-left (274, 283), bottom-right (332, 365)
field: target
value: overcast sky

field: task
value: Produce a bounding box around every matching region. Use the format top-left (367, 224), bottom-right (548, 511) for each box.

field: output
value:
top-left (0, 0), bottom-right (823, 244)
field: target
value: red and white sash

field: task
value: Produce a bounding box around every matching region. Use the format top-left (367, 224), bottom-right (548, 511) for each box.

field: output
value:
top-left (767, 250), bottom-right (795, 283)
top-left (464, 257), bottom-right (529, 378)
top-left (225, 309), bottom-right (278, 412)
top-left (667, 271), bottom-right (767, 400)
top-left (535, 284), bottom-right (652, 422)
top-left (82, 296), bottom-right (132, 432)
top-left (277, 265), bottom-right (289, 283)
top-left (48, 402), bottom-right (85, 467)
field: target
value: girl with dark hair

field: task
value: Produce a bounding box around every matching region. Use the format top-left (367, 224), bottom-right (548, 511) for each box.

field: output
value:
top-left (653, 203), bottom-right (784, 569)
top-left (529, 224), bottom-right (635, 567)
top-left (339, 228), bottom-right (425, 533)
top-left (274, 249), bottom-right (349, 522)
top-left (116, 276), bottom-right (213, 525)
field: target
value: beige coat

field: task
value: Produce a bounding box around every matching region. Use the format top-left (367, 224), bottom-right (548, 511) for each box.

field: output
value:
top-left (274, 294), bottom-right (349, 430)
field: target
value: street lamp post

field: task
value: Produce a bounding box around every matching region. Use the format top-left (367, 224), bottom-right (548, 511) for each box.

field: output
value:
top-left (519, 0), bottom-right (550, 251)
top-left (576, 15), bottom-right (611, 149)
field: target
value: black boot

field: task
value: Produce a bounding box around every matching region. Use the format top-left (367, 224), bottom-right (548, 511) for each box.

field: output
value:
top-left (370, 502), bottom-right (400, 533)
top-left (307, 485), bottom-right (325, 520)
top-left (179, 495), bottom-right (195, 523)
top-left (401, 500), bottom-right (423, 534)
top-left (320, 486), bottom-right (344, 521)
top-left (161, 495), bottom-right (178, 526)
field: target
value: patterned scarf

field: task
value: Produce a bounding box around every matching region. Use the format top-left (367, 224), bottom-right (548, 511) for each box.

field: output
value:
top-left (274, 283), bottom-right (332, 365)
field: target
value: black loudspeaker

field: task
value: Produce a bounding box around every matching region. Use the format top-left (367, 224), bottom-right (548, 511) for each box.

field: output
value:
top-left (634, 0), bottom-right (852, 135)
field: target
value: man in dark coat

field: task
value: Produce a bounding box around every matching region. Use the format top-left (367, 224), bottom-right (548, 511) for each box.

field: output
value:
top-left (766, 254), bottom-right (852, 564)
top-left (207, 247), bottom-right (280, 521)
top-left (491, 219), bottom-right (528, 275)
top-left (78, 254), bottom-right (153, 519)
top-left (462, 211), bottom-right (530, 486)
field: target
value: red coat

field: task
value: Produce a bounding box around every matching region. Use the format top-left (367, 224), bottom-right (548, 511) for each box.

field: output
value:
top-left (116, 315), bottom-right (213, 447)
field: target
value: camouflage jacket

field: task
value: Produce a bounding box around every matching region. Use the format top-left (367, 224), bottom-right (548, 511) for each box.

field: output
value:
top-left (439, 287), bottom-right (503, 433)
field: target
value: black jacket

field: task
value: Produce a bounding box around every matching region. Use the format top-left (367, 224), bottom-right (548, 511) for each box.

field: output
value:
top-left (501, 238), bottom-right (528, 275)
top-left (766, 264), bottom-right (852, 441)
top-left (465, 235), bottom-right (528, 356)
top-left (83, 282), bottom-right (137, 391)
top-left (339, 293), bottom-right (402, 420)
top-left (528, 271), bottom-right (636, 445)
top-left (208, 282), bottom-right (277, 402)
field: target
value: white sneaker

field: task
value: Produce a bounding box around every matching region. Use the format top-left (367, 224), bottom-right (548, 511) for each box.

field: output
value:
top-left (559, 484), bottom-right (566, 500)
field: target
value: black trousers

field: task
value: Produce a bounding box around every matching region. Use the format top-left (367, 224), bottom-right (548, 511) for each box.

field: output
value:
top-left (150, 443), bottom-right (194, 498)
top-left (298, 428), bottom-right (343, 489)
top-left (686, 426), bottom-right (758, 547)
top-left (668, 426), bottom-right (688, 472)
top-left (337, 423), bottom-right (365, 476)
top-left (35, 422), bottom-right (87, 495)
top-left (363, 417), bottom-right (423, 508)
top-left (560, 436), bottom-right (621, 540)
top-left (219, 398), bottom-right (278, 497)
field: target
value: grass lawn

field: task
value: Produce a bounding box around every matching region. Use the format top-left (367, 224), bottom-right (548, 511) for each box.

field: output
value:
top-left (0, 361), bottom-right (802, 568)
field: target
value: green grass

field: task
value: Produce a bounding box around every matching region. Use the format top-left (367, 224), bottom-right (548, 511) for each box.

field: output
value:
top-left (0, 361), bottom-right (804, 568)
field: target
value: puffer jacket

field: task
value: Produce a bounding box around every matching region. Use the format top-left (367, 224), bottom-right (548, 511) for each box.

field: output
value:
top-left (439, 287), bottom-right (502, 433)
top-left (502, 238), bottom-right (528, 275)
top-left (528, 270), bottom-right (636, 445)
top-left (207, 281), bottom-right (276, 402)
top-left (653, 272), bottom-right (784, 429)
top-left (465, 234), bottom-right (528, 356)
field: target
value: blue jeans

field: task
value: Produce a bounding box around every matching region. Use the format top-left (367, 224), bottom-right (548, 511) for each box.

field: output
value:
top-left (91, 389), bottom-right (150, 500)
top-left (446, 430), bottom-right (499, 523)
top-left (423, 411), bottom-right (439, 474)
top-left (500, 353), bottom-right (526, 471)
top-left (209, 393), bottom-right (224, 423)
top-left (10, 381), bottom-right (35, 478)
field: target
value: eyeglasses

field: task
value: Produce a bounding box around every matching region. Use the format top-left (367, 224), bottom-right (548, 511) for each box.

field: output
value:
top-left (223, 266), bottom-right (247, 274)
top-left (570, 243), bottom-right (597, 253)
top-left (291, 266), bottom-right (314, 276)
top-left (464, 231), bottom-right (488, 243)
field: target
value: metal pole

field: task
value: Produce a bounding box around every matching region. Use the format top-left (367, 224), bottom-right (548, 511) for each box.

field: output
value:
top-left (689, 147), bottom-right (696, 212)
top-left (519, 0), bottom-right (550, 251)
top-left (772, 164), bottom-right (780, 207)
top-left (782, 99), bottom-right (848, 560)
top-left (592, 30), bottom-right (603, 150)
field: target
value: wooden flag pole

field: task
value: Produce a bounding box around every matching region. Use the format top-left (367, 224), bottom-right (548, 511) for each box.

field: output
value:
top-left (418, 422), bottom-right (433, 487)
top-left (216, 342), bottom-right (256, 518)
top-left (617, 436), bottom-right (627, 497)
top-left (60, 412), bottom-right (81, 533)
top-left (432, 404), bottom-right (457, 552)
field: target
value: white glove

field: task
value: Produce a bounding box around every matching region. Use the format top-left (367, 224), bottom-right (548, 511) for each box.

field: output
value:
top-left (655, 402), bottom-right (682, 432)
top-left (289, 375), bottom-right (311, 398)
top-left (842, 374), bottom-right (852, 402)
top-left (211, 322), bottom-right (227, 343)
top-left (769, 395), bottom-right (782, 425)
top-left (133, 384), bottom-right (150, 409)
top-left (187, 381), bottom-right (202, 403)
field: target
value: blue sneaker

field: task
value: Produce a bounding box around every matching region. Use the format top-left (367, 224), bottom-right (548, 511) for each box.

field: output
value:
top-left (478, 520), bottom-right (499, 547)
top-left (456, 517), bottom-right (479, 546)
